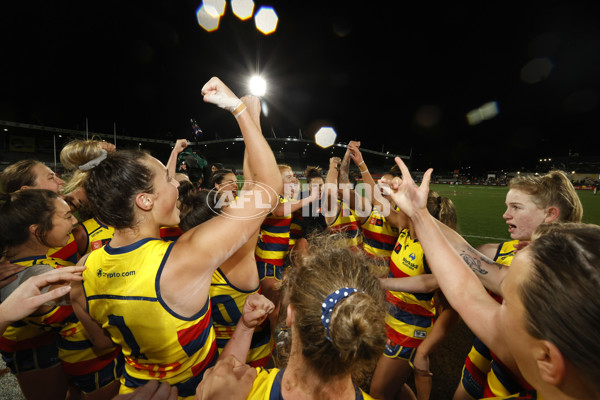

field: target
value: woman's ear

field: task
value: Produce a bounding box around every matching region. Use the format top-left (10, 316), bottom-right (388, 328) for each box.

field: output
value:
top-left (135, 193), bottom-right (153, 211)
top-left (544, 206), bottom-right (560, 223)
top-left (286, 304), bottom-right (295, 328)
top-left (28, 224), bottom-right (39, 236)
top-left (536, 340), bottom-right (566, 386)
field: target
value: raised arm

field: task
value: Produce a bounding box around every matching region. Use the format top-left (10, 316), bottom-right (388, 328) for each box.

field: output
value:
top-left (164, 78), bottom-right (282, 313)
top-left (339, 144), bottom-right (353, 185)
top-left (166, 139), bottom-right (189, 178)
top-left (324, 157), bottom-right (341, 225)
top-left (386, 157), bottom-right (509, 362)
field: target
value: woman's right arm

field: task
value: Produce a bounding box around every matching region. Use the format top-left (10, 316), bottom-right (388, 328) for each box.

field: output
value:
top-left (386, 157), bottom-right (508, 359)
top-left (432, 221), bottom-right (507, 296)
top-left (323, 157), bottom-right (341, 226)
top-left (165, 78), bottom-right (282, 306)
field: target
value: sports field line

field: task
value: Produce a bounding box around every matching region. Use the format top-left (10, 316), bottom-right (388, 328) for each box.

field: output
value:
top-left (462, 234), bottom-right (507, 241)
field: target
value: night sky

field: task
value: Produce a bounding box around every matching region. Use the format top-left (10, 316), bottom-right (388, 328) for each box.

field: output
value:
top-left (2, 1), bottom-right (600, 173)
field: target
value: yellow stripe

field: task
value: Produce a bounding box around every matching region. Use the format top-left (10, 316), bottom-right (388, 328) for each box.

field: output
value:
top-left (486, 367), bottom-right (512, 397)
top-left (385, 314), bottom-right (432, 339)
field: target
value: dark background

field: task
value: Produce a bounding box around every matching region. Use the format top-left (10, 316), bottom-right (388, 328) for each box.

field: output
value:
top-left (1, 1), bottom-right (600, 174)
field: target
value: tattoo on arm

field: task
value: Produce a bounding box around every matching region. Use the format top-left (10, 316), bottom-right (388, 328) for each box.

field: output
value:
top-left (460, 249), bottom-right (503, 276)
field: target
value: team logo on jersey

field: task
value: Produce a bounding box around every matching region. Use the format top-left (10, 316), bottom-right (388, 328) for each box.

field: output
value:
top-left (408, 253), bottom-right (416, 261)
top-left (414, 330), bottom-right (427, 339)
top-left (96, 269), bottom-right (136, 278)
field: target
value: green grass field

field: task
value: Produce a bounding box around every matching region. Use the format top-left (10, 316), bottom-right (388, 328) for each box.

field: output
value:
top-left (431, 184), bottom-right (600, 248)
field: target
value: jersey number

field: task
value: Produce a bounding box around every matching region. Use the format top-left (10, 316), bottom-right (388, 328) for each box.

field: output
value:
top-left (108, 314), bottom-right (148, 360)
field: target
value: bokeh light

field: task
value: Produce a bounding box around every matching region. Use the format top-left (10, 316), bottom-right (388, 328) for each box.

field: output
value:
top-left (520, 57), bottom-right (554, 84)
top-left (203, 0), bottom-right (226, 16)
top-left (255, 6), bottom-right (278, 35)
top-left (232, 0), bottom-right (254, 20)
top-left (466, 101), bottom-right (499, 126)
top-left (315, 127), bottom-right (337, 148)
top-left (196, 4), bottom-right (220, 32)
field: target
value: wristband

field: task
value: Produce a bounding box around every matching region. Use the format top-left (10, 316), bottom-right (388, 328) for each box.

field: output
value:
top-left (360, 169), bottom-right (369, 174)
top-left (357, 161), bottom-right (365, 167)
top-left (233, 103), bottom-right (247, 118)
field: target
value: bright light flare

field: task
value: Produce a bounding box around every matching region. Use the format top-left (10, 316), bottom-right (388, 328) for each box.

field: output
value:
top-left (249, 76), bottom-right (266, 96)
top-left (255, 6), bottom-right (278, 35)
top-left (466, 101), bottom-right (499, 126)
top-left (196, 4), bottom-right (221, 32)
top-left (315, 127), bottom-right (337, 148)
top-left (203, 0), bottom-right (226, 16)
top-left (232, 0), bottom-right (254, 20)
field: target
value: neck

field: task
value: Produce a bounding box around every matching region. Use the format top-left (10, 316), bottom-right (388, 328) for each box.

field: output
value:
top-left (282, 343), bottom-right (355, 400)
top-left (110, 224), bottom-right (160, 247)
top-left (8, 240), bottom-right (50, 260)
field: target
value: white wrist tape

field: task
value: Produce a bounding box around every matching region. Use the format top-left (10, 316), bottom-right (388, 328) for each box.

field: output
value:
top-left (204, 92), bottom-right (242, 112)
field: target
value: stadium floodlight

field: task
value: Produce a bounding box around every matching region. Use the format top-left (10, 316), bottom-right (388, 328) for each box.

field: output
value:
top-left (249, 76), bottom-right (266, 96)
top-left (315, 127), bottom-right (337, 148)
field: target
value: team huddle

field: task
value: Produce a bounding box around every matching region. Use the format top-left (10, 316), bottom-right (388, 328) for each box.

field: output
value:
top-left (0, 77), bottom-right (598, 400)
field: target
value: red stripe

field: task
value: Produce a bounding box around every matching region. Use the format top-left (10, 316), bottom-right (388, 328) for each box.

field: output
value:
top-left (49, 240), bottom-right (78, 259)
top-left (255, 257), bottom-right (284, 266)
top-left (362, 229), bottom-right (397, 245)
top-left (262, 217), bottom-right (292, 227)
top-left (248, 353), bottom-right (272, 368)
top-left (464, 356), bottom-right (487, 387)
top-left (260, 236), bottom-right (289, 245)
top-left (389, 260), bottom-right (409, 278)
top-left (160, 227), bottom-right (183, 238)
top-left (43, 305), bottom-right (74, 325)
top-left (385, 292), bottom-right (434, 317)
top-left (329, 222), bottom-right (358, 233)
top-left (177, 314), bottom-right (211, 347)
top-left (190, 339), bottom-right (217, 376)
top-left (61, 347), bottom-right (121, 375)
top-left (385, 324), bottom-right (422, 348)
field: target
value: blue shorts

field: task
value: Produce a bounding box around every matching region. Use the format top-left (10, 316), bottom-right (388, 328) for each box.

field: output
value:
top-left (256, 261), bottom-right (284, 281)
top-left (68, 353), bottom-right (124, 394)
top-left (1, 341), bottom-right (60, 374)
top-left (383, 338), bottom-right (417, 365)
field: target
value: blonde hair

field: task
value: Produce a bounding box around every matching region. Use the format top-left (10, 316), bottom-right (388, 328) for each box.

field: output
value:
top-left (60, 139), bottom-right (110, 193)
top-left (426, 191), bottom-right (457, 231)
top-left (278, 234), bottom-right (386, 387)
top-left (509, 170), bottom-right (583, 222)
top-left (278, 164), bottom-right (292, 173)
